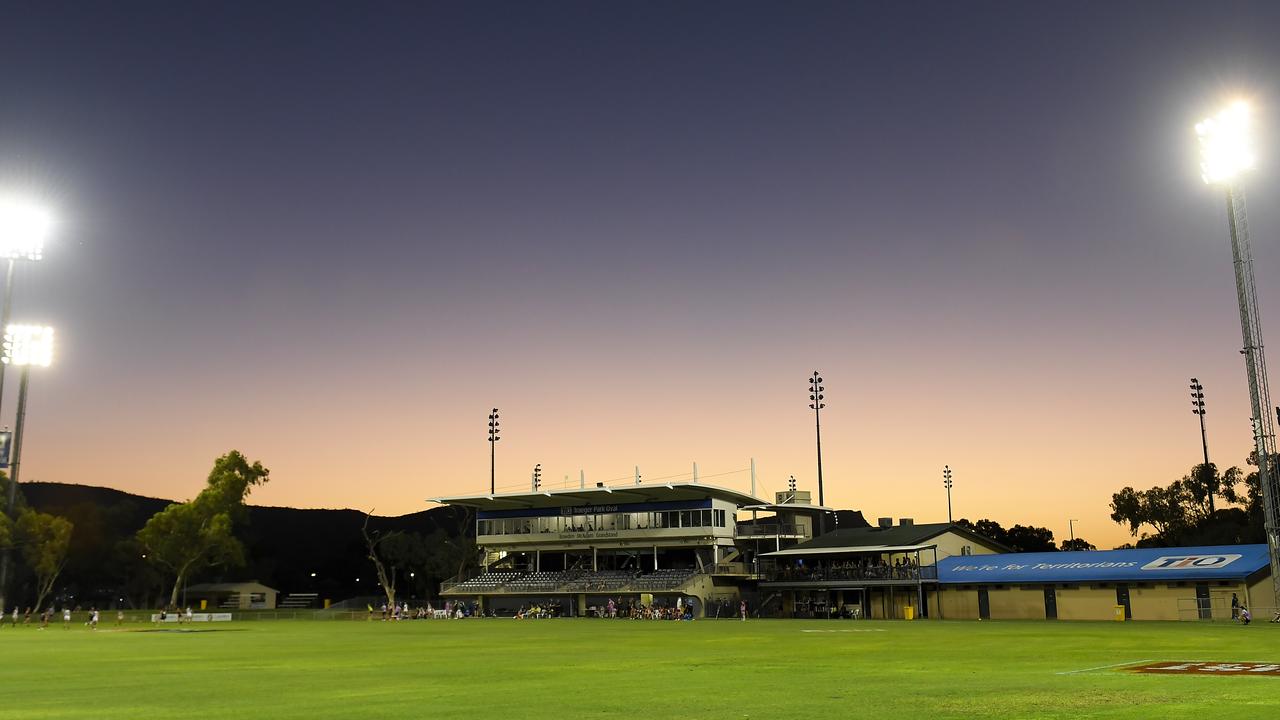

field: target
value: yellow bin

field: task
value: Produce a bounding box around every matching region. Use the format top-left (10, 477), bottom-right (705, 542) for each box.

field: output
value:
top-left (903, 606), bottom-right (915, 621)
top-left (1113, 605), bottom-right (1126, 622)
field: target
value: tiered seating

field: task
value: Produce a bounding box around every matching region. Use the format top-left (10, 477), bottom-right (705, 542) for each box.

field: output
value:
top-left (633, 569), bottom-right (695, 590)
top-left (454, 571), bottom-right (523, 591)
top-left (503, 571), bottom-right (578, 593)
top-left (218, 594), bottom-right (242, 609)
top-left (279, 592), bottom-right (318, 609)
top-left (562, 571), bottom-right (637, 592)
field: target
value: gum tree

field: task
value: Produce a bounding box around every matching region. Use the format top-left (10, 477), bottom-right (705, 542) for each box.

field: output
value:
top-left (137, 451), bottom-right (269, 608)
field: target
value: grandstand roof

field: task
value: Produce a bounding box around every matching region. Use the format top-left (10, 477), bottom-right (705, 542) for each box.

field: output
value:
top-left (431, 482), bottom-right (768, 511)
top-left (185, 581), bottom-right (278, 594)
top-left (937, 544), bottom-right (1270, 584)
top-left (761, 522), bottom-right (1010, 555)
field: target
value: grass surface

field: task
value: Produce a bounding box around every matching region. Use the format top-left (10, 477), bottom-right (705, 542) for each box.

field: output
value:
top-left (4, 618), bottom-right (1279, 719)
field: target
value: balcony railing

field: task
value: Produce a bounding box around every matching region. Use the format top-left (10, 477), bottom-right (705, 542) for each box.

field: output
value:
top-left (736, 523), bottom-right (804, 537)
top-left (761, 565), bottom-right (938, 583)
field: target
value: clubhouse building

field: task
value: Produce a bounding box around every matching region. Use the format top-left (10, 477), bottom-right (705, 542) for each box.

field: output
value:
top-left (432, 481), bottom-right (1273, 621)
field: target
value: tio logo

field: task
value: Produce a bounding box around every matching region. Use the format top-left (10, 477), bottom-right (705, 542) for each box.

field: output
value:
top-left (1141, 554), bottom-right (1241, 571)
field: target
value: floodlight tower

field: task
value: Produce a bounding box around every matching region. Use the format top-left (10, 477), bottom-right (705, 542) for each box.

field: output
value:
top-left (1196, 100), bottom-right (1280, 605)
top-left (943, 465), bottom-right (953, 523)
top-left (487, 409), bottom-right (500, 494)
top-left (808, 372), bottom-right (826, 508)
top-left (0, 197), bottom-right (50, 438)
top-left (0, 324), bottom-right (54, 615)
top-left (1190, 378), bottom-right (1213, 512)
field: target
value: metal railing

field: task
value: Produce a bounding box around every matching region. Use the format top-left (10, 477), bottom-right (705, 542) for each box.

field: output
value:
top-left (762, 565), bottom-right (936, 583)
top-left (736, 524), bottom-right (804, 537)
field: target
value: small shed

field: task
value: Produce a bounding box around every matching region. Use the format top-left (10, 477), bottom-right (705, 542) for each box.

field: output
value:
top-left (183, 581), bottom-right (279, 610)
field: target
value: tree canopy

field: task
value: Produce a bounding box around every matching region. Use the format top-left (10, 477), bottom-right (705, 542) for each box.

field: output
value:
top-left (954, 518), bottom-right (1059, 552)
top-left (137, 451), bottom-right (269, 607)
top-left (1110, 461), bottom-right (1262, 547)
top-left (17, 508), bottom-right (73, 611)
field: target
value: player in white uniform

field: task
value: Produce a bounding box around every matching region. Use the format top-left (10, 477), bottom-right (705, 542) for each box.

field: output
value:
top-left (62, 607), bottom-right (71, 629)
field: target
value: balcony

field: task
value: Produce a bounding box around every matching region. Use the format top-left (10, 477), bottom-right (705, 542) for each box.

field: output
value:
top-left (736, 523), bottom-right (805, 538)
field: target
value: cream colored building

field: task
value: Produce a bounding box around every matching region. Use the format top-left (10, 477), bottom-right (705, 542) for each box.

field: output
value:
top-left (936, 544), bottom-right (1272, 621)
top-left (758, 520), bottom-right (1010, 619)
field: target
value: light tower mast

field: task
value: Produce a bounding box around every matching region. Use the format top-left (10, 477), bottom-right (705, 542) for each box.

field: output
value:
top-left (1197, 101), bottom-right (1280, 605)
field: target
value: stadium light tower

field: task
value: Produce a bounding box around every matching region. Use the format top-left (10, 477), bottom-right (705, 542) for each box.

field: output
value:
top-left (943, 465), bottom-right (953, 523)
top-left (531, 463), bottom-right (542, 492)
top-left (1190, 377), bottom-right (1213, 512)
top-left (0, 323), bottom-right (54, 616)
top-left (0, 197), bottom-right (50, 444)
top-left (1196, 100), bottom-right (1280, 606)
top-left (487, 408), bottom-right (500, 494)
top-left (808, 371), bottom-right (826, 508)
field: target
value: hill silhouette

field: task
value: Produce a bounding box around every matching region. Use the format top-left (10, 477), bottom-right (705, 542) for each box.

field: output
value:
top-left (20, 482), bottom-right (470, 608)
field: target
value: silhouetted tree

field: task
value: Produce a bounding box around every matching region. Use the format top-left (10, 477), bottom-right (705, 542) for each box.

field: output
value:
top-left (17, 509), bottom-right (73, 611)
top-left (137, 451), bottom-right (270, 607)
top-left (1110, 461), bottom-right (1257, 546)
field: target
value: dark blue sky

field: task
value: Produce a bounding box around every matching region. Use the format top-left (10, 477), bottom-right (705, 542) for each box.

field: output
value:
top-left (2, 1), bottom-right (1278, 544)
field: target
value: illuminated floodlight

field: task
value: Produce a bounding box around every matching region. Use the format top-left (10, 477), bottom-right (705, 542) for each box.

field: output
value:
top-left (1196, 100), bottom-right (1256, 185)
top-left (0, 196), bottom-right (52, 261)
top-left (2, 325), bottom-right (54, 367)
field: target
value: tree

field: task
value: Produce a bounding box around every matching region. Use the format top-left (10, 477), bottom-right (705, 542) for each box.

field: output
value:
top-left (1110, 461), bottom-right (1254, 546)
top-left (137, 451), bottom-right (269, 608)
top-left (954, 518), bottom-right (1057, 552)
top-left (362, 512), bottom-right (402, 609)
top-left (1059, 538), bottom-right (1096, 551)
top-left (17, 509), bottom-right (73, 611)
top-left (1004, 524), bottom-right (1057, 552)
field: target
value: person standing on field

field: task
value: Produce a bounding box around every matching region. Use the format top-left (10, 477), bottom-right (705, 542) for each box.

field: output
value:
top-left (63, 607), bottom-right (71, 629)
top-left (740, 600), bottom-right (747, 621)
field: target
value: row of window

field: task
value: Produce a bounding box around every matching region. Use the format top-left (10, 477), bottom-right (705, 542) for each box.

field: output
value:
top-left (478, 509), bottom-right (729, 536)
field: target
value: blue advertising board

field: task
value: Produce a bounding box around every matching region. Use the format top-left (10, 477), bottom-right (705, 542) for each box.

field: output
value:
top-left (938, 544), bottom-right (1269, 584)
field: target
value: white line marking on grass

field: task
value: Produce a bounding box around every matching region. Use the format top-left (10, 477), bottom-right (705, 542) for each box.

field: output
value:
top-left (1056, 659), bottom-right (1154, 675)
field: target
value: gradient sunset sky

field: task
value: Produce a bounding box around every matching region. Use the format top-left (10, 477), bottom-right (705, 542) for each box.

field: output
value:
top-left (2, 1), bottom-right (1280, 549)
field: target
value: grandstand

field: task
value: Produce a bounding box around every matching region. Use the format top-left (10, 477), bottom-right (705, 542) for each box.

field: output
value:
top-left (434, 482), bottom-right (828, 616)
top-left (434, 483), bottom-right (1276, 622)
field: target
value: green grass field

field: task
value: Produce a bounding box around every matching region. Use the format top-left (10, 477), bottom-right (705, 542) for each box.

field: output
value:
top-left (4, 618), bottom-right (1279, 719)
